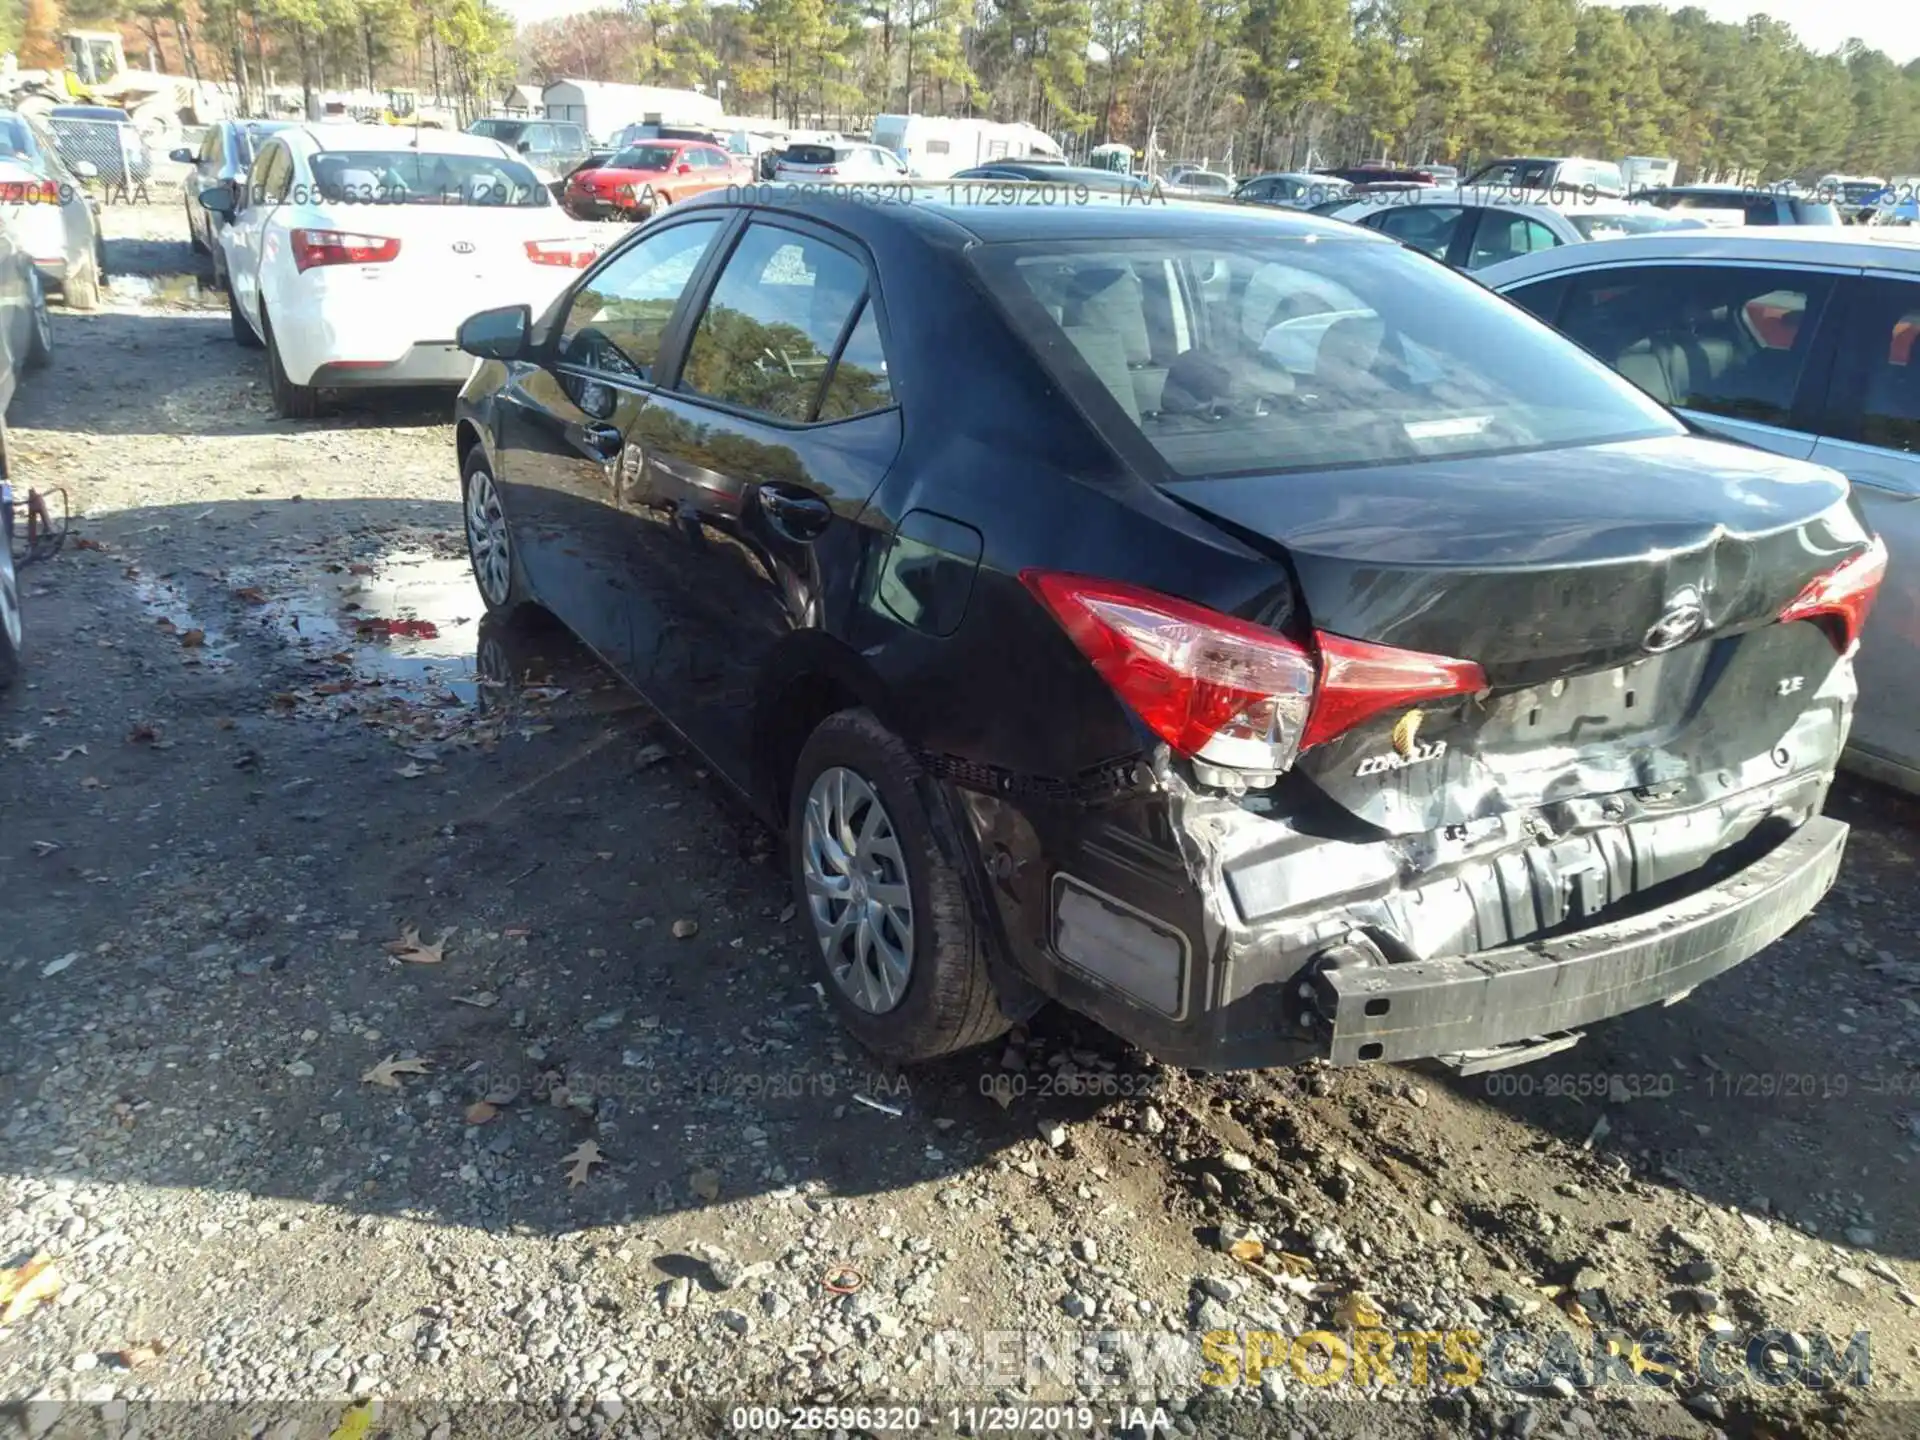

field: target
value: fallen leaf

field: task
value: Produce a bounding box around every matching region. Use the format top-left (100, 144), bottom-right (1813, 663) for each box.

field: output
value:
top-left (451, 991), bottom-right (498, 1009)
top-left (360, 1055), bottom-right (431, 1088)
top-left (464, 1100), bottom-right (499, 1125)
top-left (383, 927), bottom-right (449, 965)
top-left (80, 776), bottom-right (105, 790)
top-left (395, 761), bottom-right (426, 779)
top-left (234, 587), bottom-right (268, 605)
top-left (54, 746), bottom-right (87, 762)
top-left (330, 1400), bottom-right (376, 1440)
top-left (1273, 1251), bottom-right (1317, 1277)
top-left (502, 926), bottom-right (531, 939)
top-left (216, 717), bottom-right (236, 730)
top-left (111, 1340), bottom-right (165, 1368)
top-left (1332, 1289), bottom-right (1387, 1330)
top-left (0, 1255), bottom-right (63, 1323)
top-left (348, 563), bottom-right (375, 575)
top-left (689, 1166), bottom-right (722, 1202)
top-left (1555, 1289), bottom-right (1593, 1327)
top-left (127, 724), bottom-right (158, 744)
top-left (1228, 1237), bottom-right (1267, 1264)
top-left (313, 681), bottom-right (357, 695)
top-left (30, 840), bottom-right (62, 856)
top-left (179, 629), bottom-right (205, 648)
top-left (560, 1139), bottom-right (606, 1189)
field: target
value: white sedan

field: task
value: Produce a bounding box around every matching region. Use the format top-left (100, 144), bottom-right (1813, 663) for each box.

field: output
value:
top-left (204, 124), bottom-right (608, 418)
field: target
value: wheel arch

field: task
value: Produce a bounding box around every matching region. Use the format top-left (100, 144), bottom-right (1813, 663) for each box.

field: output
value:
top-left (455, 417), bottom-right (489, 475)
top-left (753, 631), bottom-right (898, 827)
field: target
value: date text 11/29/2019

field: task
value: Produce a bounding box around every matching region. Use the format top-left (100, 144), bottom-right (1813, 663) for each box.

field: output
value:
top-left (727, 1405), bottom-right (1174, 1432)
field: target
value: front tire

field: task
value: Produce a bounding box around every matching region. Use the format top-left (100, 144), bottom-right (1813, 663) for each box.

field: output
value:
top-left (262, 308), bottom-right (319, 420)
top-left (462, 448), bottom-right (529, 615)
top-left (187, 200), bottom-right (207, 254)
top-left (0, 420), bottom-right (20, 689)
top-left (63, 251), bottom-right (99, 312)
top-left (227, 283), bottom-right (260, 346)
top-left (788, 708), bottom-right (1010, 1064)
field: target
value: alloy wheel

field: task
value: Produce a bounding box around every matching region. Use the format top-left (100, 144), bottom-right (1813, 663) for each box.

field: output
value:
top-left (802, 766), bottom-right (915, 1013)
top-left (465, 465), bottom-right (512, 608)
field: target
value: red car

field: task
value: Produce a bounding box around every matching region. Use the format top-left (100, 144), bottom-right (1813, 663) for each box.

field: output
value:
top-left (564, 139), bottom-right (751, 221)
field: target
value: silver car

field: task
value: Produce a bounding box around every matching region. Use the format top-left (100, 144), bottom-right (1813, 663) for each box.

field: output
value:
top-left (772, 143), bottom-right (909, 182)
top-left (1480, 227), bottom-right (1920, 791)
top-left (0, 204), bottom-right (55, 687)
top-left (0, 109), bottom-right (104, 310)
top-left (172, 119), bottom-right (294, 275)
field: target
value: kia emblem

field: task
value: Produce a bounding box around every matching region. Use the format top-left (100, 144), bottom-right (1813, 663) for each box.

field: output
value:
top-left (451, 240), bottom-right (475, 255)
top-left (1642, 587), bottom-right (1706, 654)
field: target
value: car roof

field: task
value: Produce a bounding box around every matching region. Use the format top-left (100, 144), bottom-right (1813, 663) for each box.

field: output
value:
top-left (278, 124), bottom-right (518, 157)
top-left (677, 183), bottom-right (1396, 246)
top-left (1475, 225), bottom-right (1920, 287)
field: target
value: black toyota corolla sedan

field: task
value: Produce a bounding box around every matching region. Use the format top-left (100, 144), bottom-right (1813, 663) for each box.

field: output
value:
top-left (452, 185), bottom-right (1882, 1073)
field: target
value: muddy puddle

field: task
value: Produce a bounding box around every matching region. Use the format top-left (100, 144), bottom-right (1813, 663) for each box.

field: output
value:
top-left (107, 272), bottom-right (214, 307)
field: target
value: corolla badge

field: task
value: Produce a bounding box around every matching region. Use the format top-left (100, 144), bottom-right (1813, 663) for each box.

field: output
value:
top-left (1642, 588), bottom-right (1706, 654)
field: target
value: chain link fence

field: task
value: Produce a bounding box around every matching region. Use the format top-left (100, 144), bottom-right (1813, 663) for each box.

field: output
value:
top-left (45, 115), bottom-right (152, 190)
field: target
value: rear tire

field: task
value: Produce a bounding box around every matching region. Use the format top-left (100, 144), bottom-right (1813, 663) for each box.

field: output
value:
top-left (263, 308), bottom-right (319, 420)
top-left (63, 252), bottom-right (99, 312)
top-left (227, 284), bottom-right (260, 347)
top-left (788, 708), bottom-right (1011, 1064)
top-left (24, 271), bottom-right (53, 371)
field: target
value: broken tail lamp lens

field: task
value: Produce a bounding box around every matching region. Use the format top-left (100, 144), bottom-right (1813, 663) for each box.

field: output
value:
top-left (291, 229), bottom-right (401, 271)
top-left (1778, 534), bottom-right (1888, 655)
top-left (1021, 572), bottom-right (1486, 773)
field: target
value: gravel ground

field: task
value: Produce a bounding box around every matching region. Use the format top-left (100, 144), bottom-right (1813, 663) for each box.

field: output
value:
top-left (3, 195), bottom-right (1920, 1440)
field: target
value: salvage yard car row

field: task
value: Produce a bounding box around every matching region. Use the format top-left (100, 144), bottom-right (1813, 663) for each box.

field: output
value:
top-left (135, 154), bottom-right (1911, 1079)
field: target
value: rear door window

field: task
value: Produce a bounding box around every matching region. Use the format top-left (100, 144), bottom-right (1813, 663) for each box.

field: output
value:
top-left (678, 222), bottom-right (869, 422)
top-left (1819, 277), bottom-right (1920, 455)
top-left (817, 301), bottom-right (893, 420)
top-left (1467, 212), bottom-right (1559, 269)
top-left (1554, 264), bottom-right (1834, 425)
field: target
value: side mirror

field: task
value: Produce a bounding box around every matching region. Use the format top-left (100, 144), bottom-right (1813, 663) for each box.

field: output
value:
top-left (516, 140), bottom-right (531, 153)
top-left (169, 147), bottom-right (194, 164)
top-left (198, 183), bottom-right (235, 217)
top-left (72, 160), bottom-right (98, 179)
top-left (458, 304), bottom-right (532, 361)
top-left (676, 163), bottom-right (692, 175)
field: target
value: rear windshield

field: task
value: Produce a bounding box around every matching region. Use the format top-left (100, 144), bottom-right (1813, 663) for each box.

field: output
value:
top-left (973, 234), bottom-right (1681, 478)
top-left (1567, 211), bottom-right (1702, 239)
top-left (469, 119), bottom-right (527, 143)
top-left (784, 145), bottom-right (841, 165)
top-left (307, 151), bottom-right (551, 206)
top-left (612, 145), bottom-right (678, 171)
top-left (237, 123), bottom-right (289, 164)
top-left (1790, 199), bottom-right (1843, 225)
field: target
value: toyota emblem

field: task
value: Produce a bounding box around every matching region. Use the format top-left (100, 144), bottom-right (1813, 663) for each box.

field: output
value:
top-left (451, 240), bottom-right (475, 255)
top-left (1642, 588), bottom-right (1706, 653)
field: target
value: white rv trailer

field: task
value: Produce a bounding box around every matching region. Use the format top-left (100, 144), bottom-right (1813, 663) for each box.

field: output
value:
top-left (870, 115), bottom-right (1064, 178)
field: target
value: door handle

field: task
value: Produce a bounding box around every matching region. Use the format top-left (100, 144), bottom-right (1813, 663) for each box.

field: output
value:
top-left (573, 422), bottom-right (622, 461)
top-left (758, 484), bottom-right (833, 540)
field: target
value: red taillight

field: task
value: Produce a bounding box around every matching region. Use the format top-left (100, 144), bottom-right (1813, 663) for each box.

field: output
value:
top-left (1022, 572), bottom-right (1485, 775)
top-left (818, 166), bottom-right (838, 176)
top-left (291, 229), bottom-right (400, 272)
top-left (525, 239), bottom-right (598, 268)
top-left (1778, 534), bottom-right (1888, 653)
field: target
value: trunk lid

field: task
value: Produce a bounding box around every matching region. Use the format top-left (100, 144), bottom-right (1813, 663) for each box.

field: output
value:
top-left (1162, 433), bottom-right (1871, 830)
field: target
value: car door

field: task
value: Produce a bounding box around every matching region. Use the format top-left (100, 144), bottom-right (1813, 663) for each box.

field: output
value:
top-left (190, 125), bottom-right (223, 246)
top-left (621, 216), bottom-right (902, 792)
top-left (1805, 272), bottom-right (1920, 781)
top-left (226, 139), bottom-right (290, 330)
top-left (491, 216), bottom-right (730, 675)
top-left (1535, 261), bottom-right (1845, 462)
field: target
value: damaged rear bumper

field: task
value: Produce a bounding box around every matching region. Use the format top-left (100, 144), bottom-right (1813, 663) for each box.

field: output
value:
top-left (1308, 815), bottom-right (1846, 1065)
